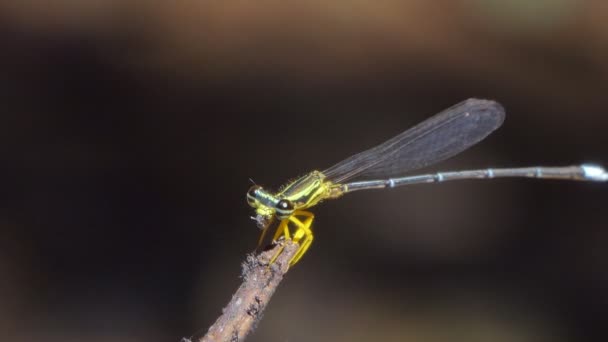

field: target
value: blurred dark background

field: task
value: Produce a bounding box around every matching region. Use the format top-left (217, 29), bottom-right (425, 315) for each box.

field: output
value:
top-left (0, 1), bottom-right (607, 341)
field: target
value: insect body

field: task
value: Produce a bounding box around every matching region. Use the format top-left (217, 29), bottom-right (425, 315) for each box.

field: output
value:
top-left (246, 99), bottom-right (607, 266)
top-left (246, 171), bottom-right (344, 264)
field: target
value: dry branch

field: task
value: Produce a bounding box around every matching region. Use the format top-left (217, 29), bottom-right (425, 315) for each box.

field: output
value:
top-left (199, 239), bottom-right (298, 342)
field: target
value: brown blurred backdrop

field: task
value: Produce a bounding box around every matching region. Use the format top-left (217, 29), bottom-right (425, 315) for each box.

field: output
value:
top-left (0, 1), bottom-right (607, 341)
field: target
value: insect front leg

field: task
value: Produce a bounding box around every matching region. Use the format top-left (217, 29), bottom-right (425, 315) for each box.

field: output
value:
top-left (267, 211), bottom-right (315, 266)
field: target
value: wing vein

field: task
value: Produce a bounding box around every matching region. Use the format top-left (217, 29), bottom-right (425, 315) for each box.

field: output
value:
top-left (322, 98), bottom-right (506, 183)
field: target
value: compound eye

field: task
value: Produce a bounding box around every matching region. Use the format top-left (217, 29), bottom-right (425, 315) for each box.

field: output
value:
top-left (247, 185), bottom-right (261, 197)
top-left (246, 185), bottom-right (262, 207)
top-left (276, 199), bottom-right (295, 216)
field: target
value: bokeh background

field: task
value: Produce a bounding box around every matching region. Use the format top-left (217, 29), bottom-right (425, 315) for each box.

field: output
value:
top-left (1, 1), bottom-right (607, 341)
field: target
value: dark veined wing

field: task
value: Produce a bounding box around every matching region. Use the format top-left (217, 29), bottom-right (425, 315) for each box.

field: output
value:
top-left (322, 98), bottom-right (505, 183)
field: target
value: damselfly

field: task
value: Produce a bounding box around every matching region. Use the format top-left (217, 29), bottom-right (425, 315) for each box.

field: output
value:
top-left (246, 98), bottom-right (607, 265)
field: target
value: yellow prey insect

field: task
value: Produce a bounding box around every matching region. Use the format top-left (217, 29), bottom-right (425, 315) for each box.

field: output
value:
top-left (246, 99), bottom-right (607, 266)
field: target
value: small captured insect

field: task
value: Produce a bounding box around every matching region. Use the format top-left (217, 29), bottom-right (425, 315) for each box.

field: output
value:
top-left (246, 98), bottom-right (607, 266)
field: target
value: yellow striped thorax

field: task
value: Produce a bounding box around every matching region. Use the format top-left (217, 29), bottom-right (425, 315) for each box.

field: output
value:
top-left (246, 170), bottom-right (344, 228)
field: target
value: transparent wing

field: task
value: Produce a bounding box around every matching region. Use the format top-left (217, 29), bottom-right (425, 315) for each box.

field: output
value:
top-left (322, 98), bottom-right (505, 183)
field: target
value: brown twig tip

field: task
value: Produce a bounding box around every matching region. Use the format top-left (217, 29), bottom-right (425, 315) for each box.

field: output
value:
top-left (200, 239), bottom-right (299, 342)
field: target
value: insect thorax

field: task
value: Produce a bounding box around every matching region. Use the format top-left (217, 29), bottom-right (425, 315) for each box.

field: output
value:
top-left (278, 170), bottom-right (335, 209)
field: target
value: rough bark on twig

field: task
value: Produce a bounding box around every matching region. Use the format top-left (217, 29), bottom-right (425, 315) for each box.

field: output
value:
top-left (200, 239), bottom-right (298, 342)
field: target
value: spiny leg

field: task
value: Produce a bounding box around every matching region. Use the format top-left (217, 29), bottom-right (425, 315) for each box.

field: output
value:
top-left (268, 216), bottom-right (302, 265)
top-left (267, 211), bottom-right (315, 266)
top-left (272, 218), bottom-right (291, 241)
top-left (288, 211), bottom-right (315, 265)
top-left (291, 235), bottom-right (313, 265)
top-left (268, 219), bottom-right (291, 264)
top-left (290, 224), bottom-right (314, 265)
top-left (257, 225), bottom-right (269, 249)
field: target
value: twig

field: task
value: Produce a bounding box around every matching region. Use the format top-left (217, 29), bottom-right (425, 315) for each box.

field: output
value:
top-left (199, 239), bottom-right (299, 342)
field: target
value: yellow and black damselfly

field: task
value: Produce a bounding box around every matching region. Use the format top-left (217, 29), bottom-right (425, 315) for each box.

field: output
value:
top-left (246, 98), bottom-right (607, 266)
